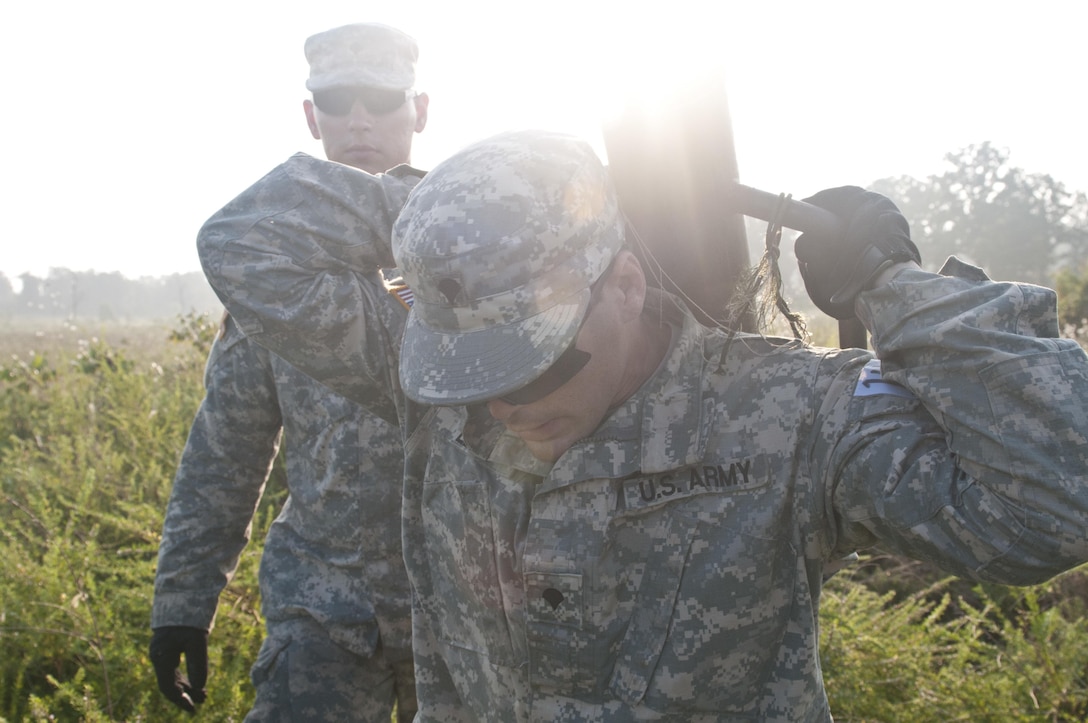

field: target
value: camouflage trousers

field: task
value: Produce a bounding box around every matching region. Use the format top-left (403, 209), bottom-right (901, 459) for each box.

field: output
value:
top-left (244, 618), bottom-right (416, 723)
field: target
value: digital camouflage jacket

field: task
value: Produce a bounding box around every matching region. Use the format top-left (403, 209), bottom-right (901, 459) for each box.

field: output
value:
top-left (152, 156), bottom-right (418, 668)
top-left (197, 153), bottom-right (1088, 722)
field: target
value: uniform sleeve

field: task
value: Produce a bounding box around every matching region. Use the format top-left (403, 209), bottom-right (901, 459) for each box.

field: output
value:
top-left (197, 153), bottom-right (420, 420)
top-left (151, 315), bottom-right (283, 630)
top-left (819, 258), bottom-right (1088, 585)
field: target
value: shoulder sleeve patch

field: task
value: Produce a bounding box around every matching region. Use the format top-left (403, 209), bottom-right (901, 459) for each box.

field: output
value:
top-left (854, 358), bottom-right (914, 399)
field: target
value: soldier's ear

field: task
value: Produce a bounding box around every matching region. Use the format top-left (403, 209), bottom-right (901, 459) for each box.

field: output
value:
top-left (303, 99), bottom-right (321, 140)
top-left (412, 92), bottom-right (429, 133)
top-left (608, 251), bottom-right (647, 321)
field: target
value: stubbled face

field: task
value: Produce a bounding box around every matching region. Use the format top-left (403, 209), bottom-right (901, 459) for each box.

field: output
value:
top-left (304, 91), bottom-right (428, 173)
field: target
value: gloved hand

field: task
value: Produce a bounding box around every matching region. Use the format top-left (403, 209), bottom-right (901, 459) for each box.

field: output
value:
top-left (794, 186), bottom-right (920, 319)
top-left (149, 625), bottom-right (209, 714)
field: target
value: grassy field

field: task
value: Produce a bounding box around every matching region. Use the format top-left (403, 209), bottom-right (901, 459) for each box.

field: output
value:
top-left (0, 315), bottom-right (278, 721)
top-left (0, 318), bottom-right (182, 358)
top-left (1, 316), bottom-right (1087, 721)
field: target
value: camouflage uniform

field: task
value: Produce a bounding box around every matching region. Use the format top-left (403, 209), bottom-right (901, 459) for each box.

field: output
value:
top-left (198, 134), bottom-right (1088, 722)
top-left (154, 155), bottom-right (421, 721)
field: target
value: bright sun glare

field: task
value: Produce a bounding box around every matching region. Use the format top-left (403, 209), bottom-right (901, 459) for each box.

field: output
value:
top-left (590, 17), bottom-right (732, 163)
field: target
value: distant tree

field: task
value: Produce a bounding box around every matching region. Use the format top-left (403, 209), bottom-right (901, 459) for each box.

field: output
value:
top-left (17, 272), bottom-right (46, 315)
top-left (732, 144), bottom-right (1088, 342)
top-left (871, 142), bottom-right (1088, 285)
top-left (0, 273), bottom-right (14, 315)
top-left (4, 270), bottom-right (221, 320)
top-left (132, 272), bottom-right (223, 319)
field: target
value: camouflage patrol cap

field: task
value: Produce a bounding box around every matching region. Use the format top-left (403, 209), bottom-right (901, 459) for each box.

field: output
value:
top-left (394, 130), bottom-right (625, 405)
top-left (304, 23), bottom-right (417, 91)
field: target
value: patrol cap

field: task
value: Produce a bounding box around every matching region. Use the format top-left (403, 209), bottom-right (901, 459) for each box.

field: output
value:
top-left (304, 23), bottom-right (418, 91)
top-left (394, 129), bottom-right (625, 406)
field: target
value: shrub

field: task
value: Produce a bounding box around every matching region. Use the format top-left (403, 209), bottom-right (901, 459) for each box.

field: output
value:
top-left (822, 557), bottom-right (1088, 721)
top-left (0, 316), bottom-right (281, 721)
top-left (2, 318), bottom-right (1086, 721)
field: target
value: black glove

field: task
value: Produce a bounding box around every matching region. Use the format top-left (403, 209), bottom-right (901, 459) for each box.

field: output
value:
top-left (794, 186), bottom-right (920, 320)
top-left (149, 626), bottom-right (209, 714)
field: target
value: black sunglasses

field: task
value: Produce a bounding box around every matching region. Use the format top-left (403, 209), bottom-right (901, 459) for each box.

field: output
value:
top-left (312, 87), bottom-right (415, 116)
top-left (498, 283), bottom-right (603, 406)
top-left (498, 343), bottom-right (592, 406)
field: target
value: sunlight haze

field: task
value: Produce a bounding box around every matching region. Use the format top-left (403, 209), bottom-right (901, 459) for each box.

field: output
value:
top-left (2, 0), bottom-right (1084, 280)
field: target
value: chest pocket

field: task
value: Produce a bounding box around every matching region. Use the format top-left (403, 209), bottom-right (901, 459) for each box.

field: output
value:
top-left (525, 510), bottom-right (695, 702)
top-left (526, 502), bottom-right (797, 714)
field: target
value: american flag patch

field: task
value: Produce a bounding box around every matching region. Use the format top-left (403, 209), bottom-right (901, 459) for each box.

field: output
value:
top-left (853, 358), bottom-right (914, 399)
top-left (384, 275), bottom-right (414, 310)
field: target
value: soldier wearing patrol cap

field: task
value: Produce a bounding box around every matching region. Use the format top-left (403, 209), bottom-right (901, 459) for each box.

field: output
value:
top-left (197, 128), bottom-right (1088, 721)
top-left (303, 22), bottom-right (428, 175)
top-left (149, 22), bottom-right (425, 722)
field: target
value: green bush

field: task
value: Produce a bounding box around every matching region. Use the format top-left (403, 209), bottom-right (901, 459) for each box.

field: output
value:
top-left (0, 316), bottom-right (281, 722)
top-left (821, 559), bottom-right (1088, 721)
top-left (2, 317), bottom-right (1087, 721)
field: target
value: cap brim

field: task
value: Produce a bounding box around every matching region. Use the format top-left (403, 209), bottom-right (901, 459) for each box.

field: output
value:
top-left (399, 290), bottom-right (590, 406)
top-left (306, 73), bottom-right (412, 93)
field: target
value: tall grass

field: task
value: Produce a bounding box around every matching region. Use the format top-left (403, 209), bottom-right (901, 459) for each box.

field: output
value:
top-left (0, 315), bottom-right (283, 721)
top-left (0, 316), bottom-right (1085, 721)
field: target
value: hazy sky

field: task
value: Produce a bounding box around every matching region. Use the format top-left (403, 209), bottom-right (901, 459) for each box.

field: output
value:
top-left (2, 0), bottom-right (1085, 279)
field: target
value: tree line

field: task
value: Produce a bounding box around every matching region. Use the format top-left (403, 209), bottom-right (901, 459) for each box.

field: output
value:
top-left (0, 270), bottom-right (223, 321)
top-left (871, 141), bottom-right (1088, 287)
top-left (4, 141), bottom-right (1087, 326)
top-left (742, 141), bottom-right (1088, 337)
